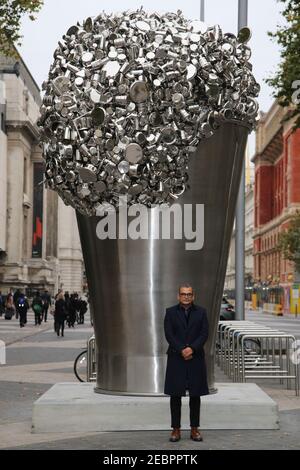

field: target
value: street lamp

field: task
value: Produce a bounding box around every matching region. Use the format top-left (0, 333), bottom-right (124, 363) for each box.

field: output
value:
top-left (200, 0), bottom-right (205, 21)
top-left (235, 0), bottom-right (248, 321)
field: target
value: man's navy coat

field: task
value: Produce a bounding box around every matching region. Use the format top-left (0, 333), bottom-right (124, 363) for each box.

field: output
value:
top-left (164, 303), bottom-right (209, 397)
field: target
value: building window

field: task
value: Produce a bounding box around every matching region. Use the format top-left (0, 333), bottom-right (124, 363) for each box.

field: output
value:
top-left (23, 156), bottom-right (28, 194)
top-left (23, 88), bottom-right (29, 115)
top-left (1, 112), bottom-right (5, 133)
top-left (23, 212), bottom-right (28, 260)
top-left (32, 162), bottom-right (44, 258)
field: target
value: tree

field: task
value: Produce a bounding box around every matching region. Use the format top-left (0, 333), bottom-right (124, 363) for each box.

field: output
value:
top-left (277, 210), bottom-right (300, 274)
top-left (0, 0), bottom-right (43, 58)
top-left (266, 0), bottom-right (300, 131)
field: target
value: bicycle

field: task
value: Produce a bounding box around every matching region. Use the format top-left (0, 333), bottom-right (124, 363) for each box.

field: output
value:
top-left (216, 336), bottom-right (262, 357)
top-left (242, 337), bottom-right (262, 355)
top-left (74, 349), bottom-right (88, 382)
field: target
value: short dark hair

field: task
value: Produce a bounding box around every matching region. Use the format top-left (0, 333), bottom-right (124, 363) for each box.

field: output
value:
top-left (178, 283), bottom-right (194, 294)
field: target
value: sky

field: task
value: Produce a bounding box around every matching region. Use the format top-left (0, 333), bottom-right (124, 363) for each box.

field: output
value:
top-left (18, 0), bottom-right (285, 158)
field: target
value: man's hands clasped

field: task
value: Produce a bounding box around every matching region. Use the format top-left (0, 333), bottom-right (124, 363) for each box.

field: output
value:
top-left (181, 347), bottom-right (193, 360)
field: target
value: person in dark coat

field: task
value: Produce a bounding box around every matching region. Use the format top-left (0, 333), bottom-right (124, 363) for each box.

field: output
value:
top-left (16, 292), bottom-right (29, 327)
top-left (41, 289), bottom-right (51, 322)
top-left (164, 284), bottom-right (209, 443)
top-left (67, 293), bottom-right (78, 328)
top-left (4, 293), bottom-right (16, 320)
top-left (54, 291), bottom-right (66, 337)
top-left (64, 292), bottom-right (72, 327)
top-left (13, 289), bottom-right (21, 320)
top-left (53, 289), bottom-right (63, 331)
top-left (31, 291), bottom-right (43, 325)
top-left (78, 297), bottom-right (87, 324)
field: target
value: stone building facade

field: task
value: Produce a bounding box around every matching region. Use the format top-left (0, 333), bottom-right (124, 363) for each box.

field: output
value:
top-left (0, 53), bottom-right (83, 296)
top-left (224, 181), bottom-right (254, 290)
top-left (225, 146), bottom-right (254, 290)
top-left (0, 78), bottom-right (7, 261)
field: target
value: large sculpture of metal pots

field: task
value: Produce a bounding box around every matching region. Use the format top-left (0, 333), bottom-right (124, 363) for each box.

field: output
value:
top-left (38, 9), bottom-right (259, 394)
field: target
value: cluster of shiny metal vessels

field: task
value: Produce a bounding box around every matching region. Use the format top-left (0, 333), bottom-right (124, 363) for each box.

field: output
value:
top-left (38, 8), bottom-right (260, 215)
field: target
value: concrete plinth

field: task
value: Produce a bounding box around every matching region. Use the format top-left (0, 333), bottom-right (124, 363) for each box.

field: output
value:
top-left (32, 382), bottom-right (279, 433)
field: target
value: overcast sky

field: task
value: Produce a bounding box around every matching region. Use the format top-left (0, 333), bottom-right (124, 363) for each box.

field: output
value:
top-left (19, 0), bottom-right (285, 157)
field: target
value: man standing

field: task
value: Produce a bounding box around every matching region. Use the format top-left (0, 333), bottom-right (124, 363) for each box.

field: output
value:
top-left (164, 284), bottom-right (209, 443)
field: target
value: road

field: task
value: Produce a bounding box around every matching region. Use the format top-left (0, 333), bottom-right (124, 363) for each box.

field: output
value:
top-left (245, 309), bottom-right (300, 339)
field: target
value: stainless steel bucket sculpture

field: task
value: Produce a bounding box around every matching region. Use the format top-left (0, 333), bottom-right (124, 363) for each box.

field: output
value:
top-left (76, 120), bottom-right (249, 394)
top-left (38, 9), bottom-right (259, 395)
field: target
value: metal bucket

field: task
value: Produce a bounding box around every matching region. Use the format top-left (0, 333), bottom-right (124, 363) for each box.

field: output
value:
top-left (76, 120), bottom-right (249, 395)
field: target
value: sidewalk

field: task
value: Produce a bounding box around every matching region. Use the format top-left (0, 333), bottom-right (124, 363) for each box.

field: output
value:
top-left (1, 384), bottom-right (299, 449)
top-left (1, 313), bottom-right (299, 450)
top-left (2, 410), bottom-right (299, 450)
top-left (0, 360), bottom-right (299, 450)
top-left (0, 310), bottom-right (52, 346)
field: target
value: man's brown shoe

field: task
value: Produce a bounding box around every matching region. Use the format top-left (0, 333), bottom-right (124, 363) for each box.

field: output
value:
top-left (190, 427), bottom-right (203, 441)
top-left (169, 428), bottom-right (181, 442)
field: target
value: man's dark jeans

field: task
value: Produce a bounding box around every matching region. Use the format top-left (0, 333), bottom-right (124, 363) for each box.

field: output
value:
top-left (42, 305), bottom-right (49, 322)
top-left (170, 396), bottom-right (201, 428)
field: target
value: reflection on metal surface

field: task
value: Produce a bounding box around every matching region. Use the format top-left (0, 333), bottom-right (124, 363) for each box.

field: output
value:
top-left (76, 121), bottom-right (249, 395)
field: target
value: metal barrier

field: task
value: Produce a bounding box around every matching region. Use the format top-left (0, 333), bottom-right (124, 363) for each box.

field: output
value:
top-left (220, 323), bottom-right (281, 379)
top-left (87, 328), bottom-right (299, 394)
top-left (216, 320), bottom-right (299, 396)
top-left (235, 330), bottom-right (288, 382)
top-left (241, 334), bottom-right (299, 395)
top-left (217, 321), bottom-right (259, 371)
top-left (87, 335), bottom-right (97, 382)
top-left (227, 326), bottom-right (285, 380)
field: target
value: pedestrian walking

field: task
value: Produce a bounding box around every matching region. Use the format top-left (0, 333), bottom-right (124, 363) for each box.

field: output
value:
top-left (67, 293), bottom-right (77, 328)
top-left (54, 289), bottom-right (63, 301)
top-left (16, 293), bottom-right (29, 327)
top-left (64, 291), bottom-right (71, 327)
top-left (0, 291), bottom-right (4, 316)
top-left (71, 293), bottom-right (78, 324)
top-left (32, 291), bottom-right (43, 325)
top-left (78, 297), bottom-right (88, 324)
top-left (13, 289), bottom-right (21, 320)
top-left (4, 293), bottom-right (16, 320)
top-left (164, 284), bottom-right (209, 443)
top-left (54, 291), bottom-right (66, 337)
top-left (41, 289), bottom-right (51, 322)
top-left (53, 290), bottom-right (63, 331)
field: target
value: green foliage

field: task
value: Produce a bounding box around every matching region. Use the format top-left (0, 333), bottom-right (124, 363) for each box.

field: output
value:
top-left (0, 0), bottom-right (43, 58)
top-left (266, 0), bottom-right (300, 131)
top-left (277, 210), bottom-right (300, 273)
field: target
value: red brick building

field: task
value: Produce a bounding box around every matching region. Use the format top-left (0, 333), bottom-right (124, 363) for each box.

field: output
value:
top-left (252, 102), bottom-right (300, 312)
